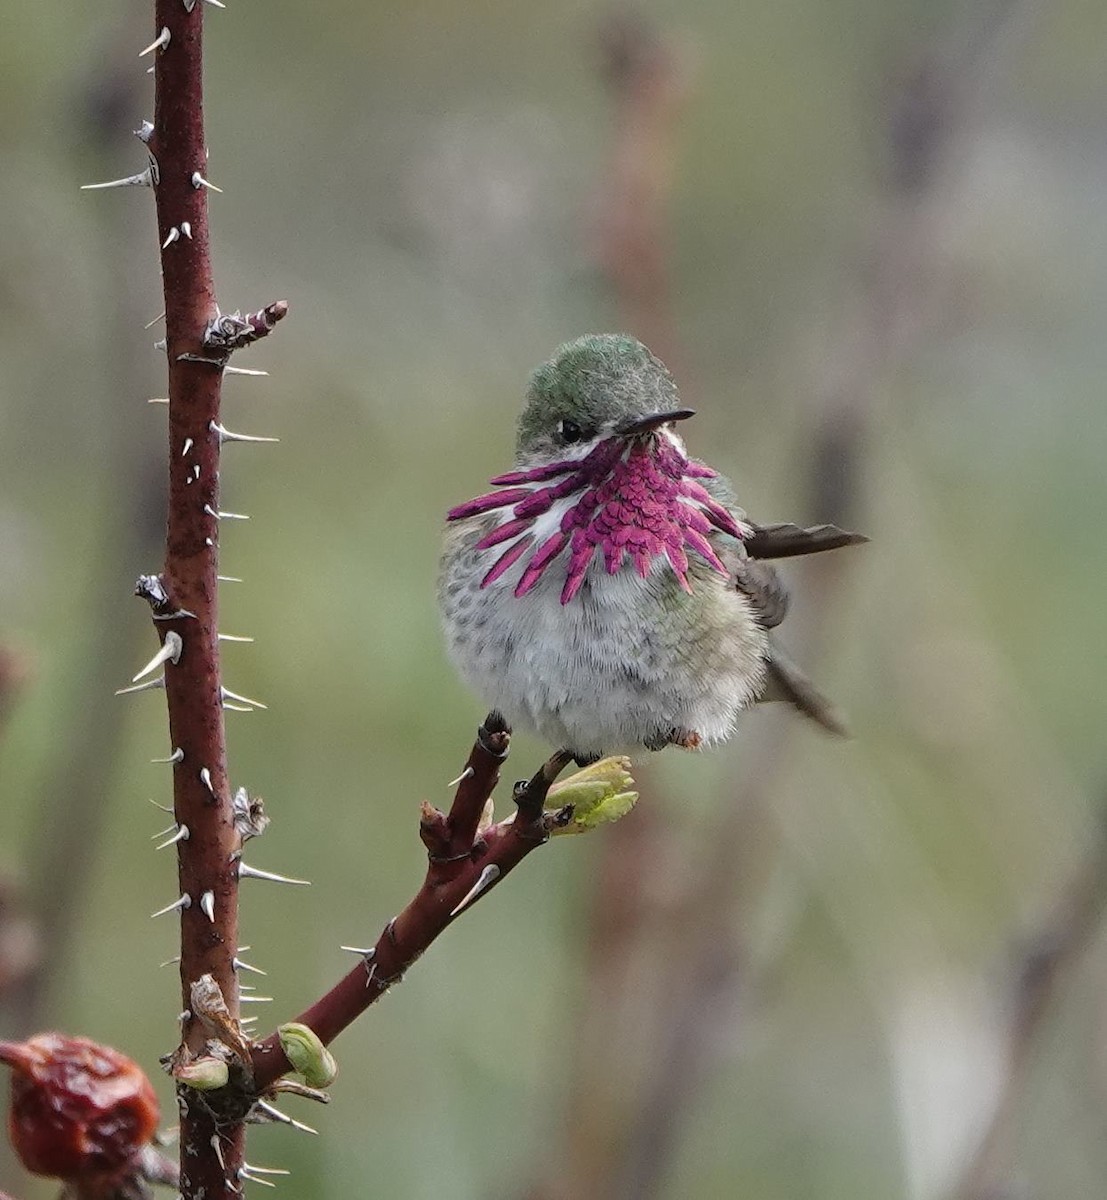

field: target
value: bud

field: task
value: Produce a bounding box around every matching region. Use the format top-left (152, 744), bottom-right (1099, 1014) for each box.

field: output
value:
top-left (0, 1033), bottom-right (159, 1185)
top-left (278, 1023), bottom-right (338, 1088)
top-left (172, 1055), bottom-right (230, 1090)
top-left (546, 756), bottom-right (638, 834)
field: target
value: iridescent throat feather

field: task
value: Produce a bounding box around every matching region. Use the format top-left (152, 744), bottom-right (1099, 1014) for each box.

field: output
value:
top-left (446, 434), bottom-right (745, 605)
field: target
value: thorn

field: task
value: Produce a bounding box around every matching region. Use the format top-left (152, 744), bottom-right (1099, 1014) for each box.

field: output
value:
top-left (151, 894), bottom-right (190, 919)
top-left (237, 1169), bottom-right (276, 1188)
top-left (218, 575), bottom-right (244, 583)
top-left (255, 1102), bottom-right (317, 1136)
top-left (139, 26), bottom-right (171, 56)
top-left (240, 994), bottom-right (274, 1003)
top-left (183, 438), bottom-right (194, 456)
top-left (148, 798), bottom-right (174, 814)
top-left (219, 633), bottom-right (254, 643)
top-left (150, 823), bottom-right (177, 840)
top-left (199, 767), bottom-right (217, 797)
top-left (181, 221), bottom-right (193, 239)
top-left (132, 631), bottom-right (182, 682)
top-left (210, 421), bottom-right (279, 445)
top-left (115, 675), bottom-right (165, 696)
top-left (240, 1164), bottom-right (290, 1184)
top-left (199, 890), bottom-right (216, 922)
top-left (224, 366), bottom-right (269, 377)
top-left (148, 397), bottom-right (169, 404)
top-left (204, 0), bottom-right (227, 7)
top-left (192, 171), bottom-right (224, 192)
top-left (152, 747), bottom-right (184, 764)
top-left (223, 702), bottom-right (253, 713)
top-left (340, 946), bottom-right (376, 958)
top-left (240, 1016), bottom-right (258, 1028)
top-left (159, 955), bottom-right (181, 968)
top-left (177, 352), bottom-right (226, 366)
top-left (162, 226), bottom-right (180, 248)
top-left (152, 607), bottom-right (196, 621)
top-left (135, 120), bottom-right (154, 143)
top-left (210, 1136), bottom-right (225, 1172)
top-left (80, 168), bottom-right (153, 190)
top-left (364, 961), bottom-right (378, 989)
top-left (450, 864), bottom-right (501, 918)
top-left (204, 537), bottom-right (214, 546)
top-left (233, 956), bottom-right (267, 977)
top-left (221, 686), bottom-right (267, 710)
top-left (145, 310), bottom-right (166, 329)
top-left (447, 765), bottom-right (474, 789)
top-left (204, 505), bottom-right (250, 521)
top-left (155, 824), bottom-right (189, 851)
top-left (238, 862), bottom-right (310, 886)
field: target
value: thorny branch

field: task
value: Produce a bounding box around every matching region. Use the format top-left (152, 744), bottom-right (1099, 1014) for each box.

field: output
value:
top-left (249, 715), bottom-right (573, 1089)
top-left (127, 1), bottom-right (285, 1195)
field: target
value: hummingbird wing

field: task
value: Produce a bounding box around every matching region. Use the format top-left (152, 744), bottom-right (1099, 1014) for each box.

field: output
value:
top-left (744, 522), bottom-right (868, 559)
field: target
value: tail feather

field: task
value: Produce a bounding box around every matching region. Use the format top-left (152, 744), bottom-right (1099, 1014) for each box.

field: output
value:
top-left (759, 643), bottom-right (850, 737)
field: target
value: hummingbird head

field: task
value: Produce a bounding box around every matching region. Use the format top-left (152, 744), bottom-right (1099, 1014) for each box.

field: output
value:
top-left (516, 334), bottom-right (695, 462)
top-left (448, 333), bottom-right (744, 606)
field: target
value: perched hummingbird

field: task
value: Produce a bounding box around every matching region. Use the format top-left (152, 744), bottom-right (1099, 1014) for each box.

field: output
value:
top-left (439, 334), bottom-right (866, 763)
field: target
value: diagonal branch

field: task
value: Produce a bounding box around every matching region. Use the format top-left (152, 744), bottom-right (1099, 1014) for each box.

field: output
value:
top-left (250, 715), bottom-right (573, 1090)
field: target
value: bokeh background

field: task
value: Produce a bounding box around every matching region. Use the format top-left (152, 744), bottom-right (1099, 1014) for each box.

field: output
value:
top-left (2, 1), bottom-right (1107, 1197)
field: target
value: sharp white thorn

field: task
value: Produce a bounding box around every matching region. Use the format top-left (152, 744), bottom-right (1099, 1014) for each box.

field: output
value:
top-left (210, 1136), bottom-right (225, 1172)
top-left (135, 120), bottom-right (155, 143)
top-left (450, 864), bottom-right (501, 918)
top-left (199, 767), bottom-right (217, 797)
top-left (159, 955), bottom-right (181, 968)
top-left (218, 575), bottom-right (244, 583)
top-left (191, 170), bottom-right (223, 192)
top-left (151, 893), bottom-right (190, 919)
top-left (210, 421), bottom-right (279, 445)
top-left (238, 862), bottom-right (310, 886)
top-left (150, 823), bottom-right (177, 840)
top-left (222, 701), bottom-right (254, 713)
top-left (240, 994), bottom-right (274, 1003)
top-left (224, 366), bottom-right (269, 378)
top-left (238, 1170), bottom-right (276, 1188)
top-left (145, 311), bottom-right (166, 329)
top-left (115, 675), bottom-right (165, 696)
top-left (152, 747), bottom-right (185, 764)
top-left (447, 765), bottom-right (474, 789)
top-left (254, 1102), bottom-right (317, 1135)
top-left (183, 438), bottom-right (194, 456)
top-left (242, 1164), bottom-right (290, 1179)
top-left (148, 397), bottom-right (169, 405)
top-left (133, 631), bottom-right (182, 682)
top-left (219, 633), bottom-right (254, 643)
top-left (181, 221), bottom-right (192, 239)
top-left (204, 0), bottom-right (227, 7)
top-left (199, 890), bottom-right (216, 922)
top-left (364, 961), bottom-right (378, 989)
top-left (148, 798), bottom-right (174, 813)
top-left (156, 824), bottom-right (190, 851)
top-left (221, 686), bottom-right (267, 710)
top-left (162, 226), bottom-right (180, 248)
top-left (340, 945), bottom-right (376, 957)
top-left (139, 26), bottom-right (171, 56)
top-left (233, 956), bottom-right (267, 977)
top-left (80, 168), bottom-right (153, 190)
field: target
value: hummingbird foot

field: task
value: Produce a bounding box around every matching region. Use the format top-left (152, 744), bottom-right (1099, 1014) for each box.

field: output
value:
top-left (570, 750), bottom-right (603, 768)
top-left (643, 728), bottom-right (703, 752)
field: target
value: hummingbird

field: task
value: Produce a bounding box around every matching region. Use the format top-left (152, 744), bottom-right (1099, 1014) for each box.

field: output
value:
top-left (439, 333), bottom-right (866, 763)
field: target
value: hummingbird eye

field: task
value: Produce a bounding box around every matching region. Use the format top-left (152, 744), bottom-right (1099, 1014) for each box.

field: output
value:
top-left (558, 419), bottom-right (585, 444)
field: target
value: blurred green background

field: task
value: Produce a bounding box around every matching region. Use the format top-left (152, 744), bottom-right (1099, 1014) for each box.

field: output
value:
top-left (2, 1), bottom-right (1107, 1197)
